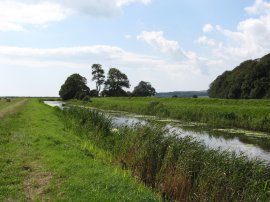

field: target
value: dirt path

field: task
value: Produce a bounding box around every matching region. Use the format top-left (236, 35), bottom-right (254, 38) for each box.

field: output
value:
top-left (0, 99), bottom-right (27, 118)
top-left (23, 162), bottom-right (52, 201)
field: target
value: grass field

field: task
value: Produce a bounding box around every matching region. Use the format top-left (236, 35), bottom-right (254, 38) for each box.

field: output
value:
top-left (69, 97), bottom-right (270, 132)
top-left (0, 99), bottom-right (159, 201)
top-left (2, 98), bottom-right (270, 201)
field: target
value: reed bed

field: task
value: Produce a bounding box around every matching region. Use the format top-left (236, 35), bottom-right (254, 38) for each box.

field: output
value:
top-left (61, 106), bottom-right (270, 202)
top-left (69, 97), bottom-right (270, 132)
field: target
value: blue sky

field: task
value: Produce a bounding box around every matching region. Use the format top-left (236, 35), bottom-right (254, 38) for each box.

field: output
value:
top-left (0, 0), bottom-right (269, 96)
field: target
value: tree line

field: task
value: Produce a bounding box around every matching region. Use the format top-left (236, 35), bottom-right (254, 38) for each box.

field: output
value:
top-left (208, 53), bottom-right (270, 99)
top-left (59, 64), bottom-right (156, 100)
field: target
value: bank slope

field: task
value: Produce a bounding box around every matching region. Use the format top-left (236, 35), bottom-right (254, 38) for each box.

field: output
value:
top-left (0, 99), bottom-right (159, 201)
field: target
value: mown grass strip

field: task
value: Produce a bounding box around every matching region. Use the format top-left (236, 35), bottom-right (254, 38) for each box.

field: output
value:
top-left (0, 99), bottom-right (159, 201)
top-left (0, 98), bottom-right (27, 118)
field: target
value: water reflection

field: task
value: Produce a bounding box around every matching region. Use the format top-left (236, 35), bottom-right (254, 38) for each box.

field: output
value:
top-left (165, 124), bottom-right (270, 162)
top-left (44, 101), bottom-right (64, 109)
top-left (44, 101), bottom-right (270, 162)
top-left (112, 115), bottom-right (147, 127)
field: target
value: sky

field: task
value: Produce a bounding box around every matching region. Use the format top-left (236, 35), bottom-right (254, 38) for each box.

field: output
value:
top-left (1, 0), bottom-right (270, 96)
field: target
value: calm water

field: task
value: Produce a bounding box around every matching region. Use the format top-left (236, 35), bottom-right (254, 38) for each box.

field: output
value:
top-left (44, 101), bottom-right (64, 109)
top-left (44, 101), bottom-right (270, 162)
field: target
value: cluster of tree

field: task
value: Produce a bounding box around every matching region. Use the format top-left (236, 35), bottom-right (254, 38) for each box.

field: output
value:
top-left (59, 64), bottom-right (156, 100)
top-left (208, 53), bottom-right (270, 99)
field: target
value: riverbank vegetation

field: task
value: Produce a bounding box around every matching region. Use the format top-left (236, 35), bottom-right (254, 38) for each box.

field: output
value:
top-left (61, 106), bottom-right (270, 201)
top-left (68, 97), bottom-right (270, 133)
top-left (0, 99), bottom-right (159, 201)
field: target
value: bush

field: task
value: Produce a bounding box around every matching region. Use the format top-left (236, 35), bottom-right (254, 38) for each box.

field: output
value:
top-left (90, 90), bottom-right (99, 97)
top-left (82, 96), bottom-right (91, 102)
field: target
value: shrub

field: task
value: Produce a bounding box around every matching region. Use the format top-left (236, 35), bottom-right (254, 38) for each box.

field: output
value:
top-left (82, 96), bottom-right (91, 102)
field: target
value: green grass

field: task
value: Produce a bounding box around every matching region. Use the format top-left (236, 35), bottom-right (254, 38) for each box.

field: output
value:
top-left (68, 97), bottom-right (270, 132)
top-left (62, 106), bottom-right (270, 202)
top-left (0, 99), bottom-right (159, 201)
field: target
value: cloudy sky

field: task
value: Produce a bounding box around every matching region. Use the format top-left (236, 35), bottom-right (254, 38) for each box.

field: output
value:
top-left (1, 0), bottom-right (270, 96)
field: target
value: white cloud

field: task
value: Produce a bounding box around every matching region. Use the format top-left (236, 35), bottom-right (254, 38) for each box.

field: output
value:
top-left (0, 22), bottom-right (24, 32)
top-left (203, 24), bottom-right (213, 33)
top-left (55, 0), bottom-right (151, 16)
top-left (0, 0), bottom-right (152, 32)
top-left (197, 0), bottom-right (270, 65)
top-left (116, 0), bottom-right (151, 7)
top-left (0, 46), bottom-right (125, 57)
top-left (196, 36), bottom-right (217, 47)
top-left (0, 44), bottom-right (208, 93)
top-left (137, 31), bottom-right (185, 58)
top-left (0, 1), bottom-right (72, 31)
top-left (136, 30), bottom-right (220, 76)
top-left (245, 0), bottom-right (270, 15)
top-left (124, 34), bottom-right (133, 39)
top-left (217, 15), bottom-right (270, 59)
top-left (0, 45), bottom-right (200, 74)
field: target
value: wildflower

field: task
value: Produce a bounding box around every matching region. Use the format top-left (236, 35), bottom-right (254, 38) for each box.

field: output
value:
top-left (111, 128), bottom-right (119, 133)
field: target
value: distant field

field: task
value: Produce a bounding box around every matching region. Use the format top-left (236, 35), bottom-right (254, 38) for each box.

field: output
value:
top-left (156, 90), bottom-right (208, 98)
top-left (69, 97), bottom-right (270, 132)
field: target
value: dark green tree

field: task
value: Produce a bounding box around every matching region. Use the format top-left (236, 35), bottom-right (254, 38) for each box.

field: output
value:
top-left (59, 74), bottom-right (90, 100)
top-left (103, 68), bottom-right (130, 96)
top-left (91, 64), bottom-right (105, 95)
top-left (133, 81), bottom-right (156, 97)
top-left (208, 53), bottom-right (270, 99)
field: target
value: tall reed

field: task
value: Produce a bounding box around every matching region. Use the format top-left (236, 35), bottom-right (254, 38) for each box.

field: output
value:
top-left (61, 106), bottom-right (270, 201)
top-left (68, 97), bottom-right (270, 132)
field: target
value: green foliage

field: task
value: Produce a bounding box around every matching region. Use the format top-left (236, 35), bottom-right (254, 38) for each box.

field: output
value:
top-left (133, 81), bottom-right (156, 97)
top-left (63, 106), bottom-right (270, 202)
top-left (0, 99), bottom-right (159, 201)
top-left (82, 95), bottom-right (91, 102)
top-left (63, 107), bottom-right (112, 138)
top-left (89, 89), bottom-right (99, 97)
top-left (103, 68), bottom-right (130, 97)
top-left (209, 53), bottom-right (270, 99)
top-left (68, 97), bottom-right (270, 132)
top-left (91, 64), bottom-right (105, 94)
top-left (59, 74), bottom-right (90, 100)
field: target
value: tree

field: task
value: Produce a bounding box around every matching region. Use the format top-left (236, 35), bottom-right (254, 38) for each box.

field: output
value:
top-left (133, 81), bottom-right (156, 97)
top-left (103, 68), bottom-right (130, 96)
top-left (91, 64), bottom-right (105, 95)
top-left (59, 74), bottom-right (90, 100)
top-left (208, 53), bottom-right (270, 99)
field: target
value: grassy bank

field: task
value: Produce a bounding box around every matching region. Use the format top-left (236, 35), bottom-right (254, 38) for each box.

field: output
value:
top-left (62, 106), bottom-right (270, 202)
top-left (69, 97), bottom-right (270, 132)
top-left (0, 99), bottom-right (159, 201)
